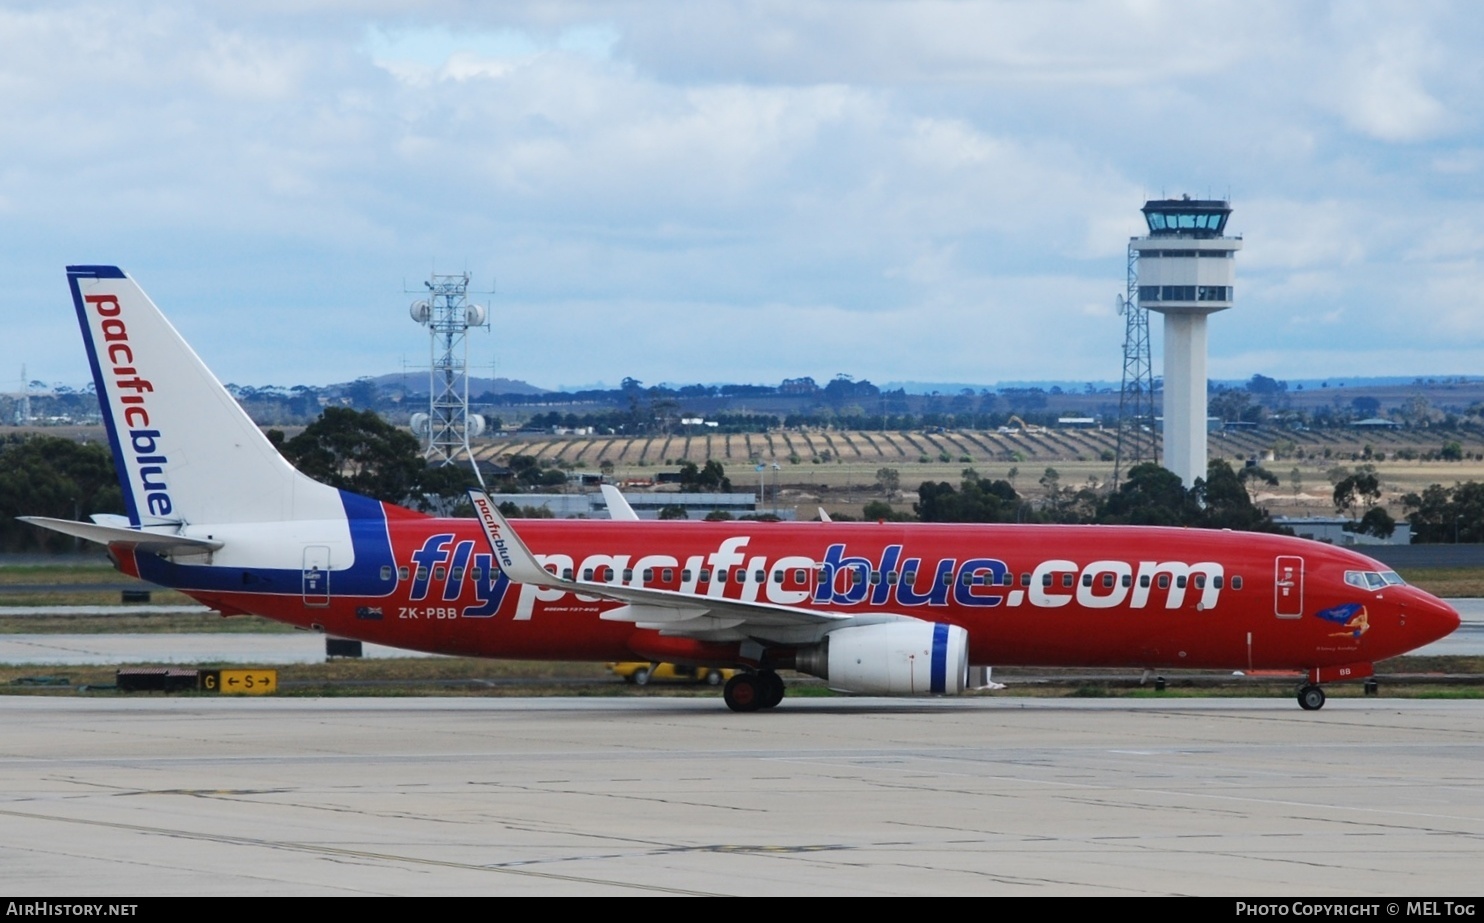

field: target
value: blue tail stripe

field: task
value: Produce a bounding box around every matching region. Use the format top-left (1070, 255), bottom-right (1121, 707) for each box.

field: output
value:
top-left (66, 265), bottom-right (127, 279)
top-left (66, 267), bottom-right (138, 525)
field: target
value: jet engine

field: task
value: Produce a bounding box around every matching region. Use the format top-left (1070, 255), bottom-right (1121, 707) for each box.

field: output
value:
top-left (794, 622), bottom-right (969, 696)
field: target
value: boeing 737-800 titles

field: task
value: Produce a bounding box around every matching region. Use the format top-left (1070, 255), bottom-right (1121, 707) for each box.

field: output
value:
top-left (22, 266), bottom-right (1460, 711)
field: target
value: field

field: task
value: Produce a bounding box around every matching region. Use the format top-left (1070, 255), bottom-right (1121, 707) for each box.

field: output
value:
top-left (476, 425), bottom-right (1484, 520)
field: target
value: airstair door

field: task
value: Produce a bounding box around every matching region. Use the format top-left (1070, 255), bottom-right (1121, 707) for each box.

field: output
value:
top-left (1274, 555), bottom-right (1304, 619)
top-left (303, 545), bottom-right (331, 607)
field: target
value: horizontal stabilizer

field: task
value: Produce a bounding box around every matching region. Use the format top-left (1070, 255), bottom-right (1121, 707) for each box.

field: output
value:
top-left (18, 516), bottom-right (223, 554)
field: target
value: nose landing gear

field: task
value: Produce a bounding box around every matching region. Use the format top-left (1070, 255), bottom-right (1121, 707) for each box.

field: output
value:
top-left (1297, 684), bottom-right (1326, 711)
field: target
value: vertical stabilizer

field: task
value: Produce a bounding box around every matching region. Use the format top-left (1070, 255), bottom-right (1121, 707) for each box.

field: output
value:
top-left (67, 266), bottom-right (344, 527)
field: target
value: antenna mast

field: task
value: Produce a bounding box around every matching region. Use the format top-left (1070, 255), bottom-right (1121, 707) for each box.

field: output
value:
top-left (408, 272), bottom-right (491, 480)
top-left (1113, 242), bottom-right (1154, 486)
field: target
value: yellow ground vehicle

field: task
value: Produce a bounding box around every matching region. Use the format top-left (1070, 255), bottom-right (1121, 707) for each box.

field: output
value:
top-left (608, 662), bottom-right (736, 686)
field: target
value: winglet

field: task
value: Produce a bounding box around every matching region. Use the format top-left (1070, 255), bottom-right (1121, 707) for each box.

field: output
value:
top-left (600, 485), bottom-right (639, 521)
top-left (467, 490), bottom-right (565, 587)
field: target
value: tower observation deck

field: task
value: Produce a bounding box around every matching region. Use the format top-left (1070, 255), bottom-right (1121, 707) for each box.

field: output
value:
top-left (1131, 196), bottom-right (1242, 487)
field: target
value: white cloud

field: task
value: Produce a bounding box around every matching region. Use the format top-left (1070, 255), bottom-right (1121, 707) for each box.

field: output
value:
top-left (1, 0), bottom-right (1483, 391)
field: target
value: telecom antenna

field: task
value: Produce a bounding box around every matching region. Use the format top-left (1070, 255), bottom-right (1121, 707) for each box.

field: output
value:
top-left (407, 272), bottom-right (491, 481)
top-left (1112, 244), bottom-right (1154, 486)
top-left (15, 365), bottom-right (31, 426)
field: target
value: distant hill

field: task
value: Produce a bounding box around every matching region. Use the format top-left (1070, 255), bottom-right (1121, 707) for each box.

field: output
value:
top-left (358, 373), bottom-right (548, 397)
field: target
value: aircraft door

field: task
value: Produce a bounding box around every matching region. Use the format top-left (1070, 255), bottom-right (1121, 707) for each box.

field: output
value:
top-left (1274, 555), bottom-right (1304, 619)
top-left (303, 545), bottom-right (331, 607)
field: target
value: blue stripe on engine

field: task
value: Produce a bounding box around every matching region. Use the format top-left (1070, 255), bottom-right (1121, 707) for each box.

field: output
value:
top-left (930, 622), bottom-right (949, 693)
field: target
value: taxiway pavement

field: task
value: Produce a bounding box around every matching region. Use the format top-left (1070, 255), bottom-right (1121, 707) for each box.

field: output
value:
top-left (1, 696), bottom-right (1480, 896)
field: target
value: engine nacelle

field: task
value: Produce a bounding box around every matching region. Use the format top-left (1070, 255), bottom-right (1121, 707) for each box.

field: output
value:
top-left (795, 622), bottom-right (970, 696)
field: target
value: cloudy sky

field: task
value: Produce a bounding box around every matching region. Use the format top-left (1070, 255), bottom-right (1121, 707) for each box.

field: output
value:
top-left (4, 1), bottom-right (1483, 393)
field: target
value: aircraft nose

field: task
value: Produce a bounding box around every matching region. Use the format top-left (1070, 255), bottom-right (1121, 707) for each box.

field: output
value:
top-left (1409, 592), bottom-right (1461, 645)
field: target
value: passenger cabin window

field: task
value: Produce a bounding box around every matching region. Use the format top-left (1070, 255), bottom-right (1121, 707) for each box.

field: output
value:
top-left (1158, 574), bottom-right (1170, 589)
top-left (1062, 573), bottom-right (1074, 588)
top-left (380, 566), bottom-right (393, 581)
top-left (623, 568), bottom-right (634, 582)
top-left (661, 568), bottom-right (674, 583)
top-left (1232, 576), bottom-right (1243, 590)
top-left (681, 569), bottom-right (692, 582)
top-left (642, 568), bottom-right (654, 582)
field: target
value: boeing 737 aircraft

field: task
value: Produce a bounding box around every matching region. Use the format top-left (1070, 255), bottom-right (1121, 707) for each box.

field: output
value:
top-left (22, 266), bottom-right (1460, 711)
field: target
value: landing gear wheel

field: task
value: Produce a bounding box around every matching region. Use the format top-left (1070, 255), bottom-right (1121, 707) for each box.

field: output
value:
top-left (632, 667), bottom-right (651, 686)
top-left (1298, 684), bottom-right (1326, 711)
top-left (724, 673), bottom-right (762, 712)
top-left (706, 669), bottom-right (723, 686)
top-left (759, 670), bottom-right (786, 709)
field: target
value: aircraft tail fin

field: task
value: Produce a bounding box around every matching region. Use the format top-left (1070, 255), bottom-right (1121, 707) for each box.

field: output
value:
top-left (66, 266), bottom-right (343, 528)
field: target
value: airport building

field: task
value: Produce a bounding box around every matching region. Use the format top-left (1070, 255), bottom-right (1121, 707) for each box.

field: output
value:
top-left (488, 491), bottom-right (790, 520)
top-left (1274, 516), bottom-right (1412, 547)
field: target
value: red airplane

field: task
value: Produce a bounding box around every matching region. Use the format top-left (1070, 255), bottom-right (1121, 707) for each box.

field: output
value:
top-left (23, 266), bottom-right (1460, 712)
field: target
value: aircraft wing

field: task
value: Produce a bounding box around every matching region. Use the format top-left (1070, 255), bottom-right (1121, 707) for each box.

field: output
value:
top-left (468, 491), bottom-right (850, 636)
top-left (19, 516), bottom-right (223, 554)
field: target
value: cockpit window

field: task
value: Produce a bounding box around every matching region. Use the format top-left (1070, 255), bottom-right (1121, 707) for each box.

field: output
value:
top-left (1345, 570), bottom-right (1399, 590)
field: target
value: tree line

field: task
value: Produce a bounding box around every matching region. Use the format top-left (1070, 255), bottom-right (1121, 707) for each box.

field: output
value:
top-left (851, 460), bottom-right (1291, 532)
top-left (3, 408), bottom-right (1483, 550)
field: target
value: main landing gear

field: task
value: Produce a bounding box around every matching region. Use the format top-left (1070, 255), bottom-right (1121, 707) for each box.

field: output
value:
top-left (724, 670), bottom-right (786, 713)
top-left (1297, 684), bottom-right (1326, 711)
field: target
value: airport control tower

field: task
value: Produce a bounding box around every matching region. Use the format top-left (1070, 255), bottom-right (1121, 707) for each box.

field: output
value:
top-left (1132, 196), bottom-right (1241, 487)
